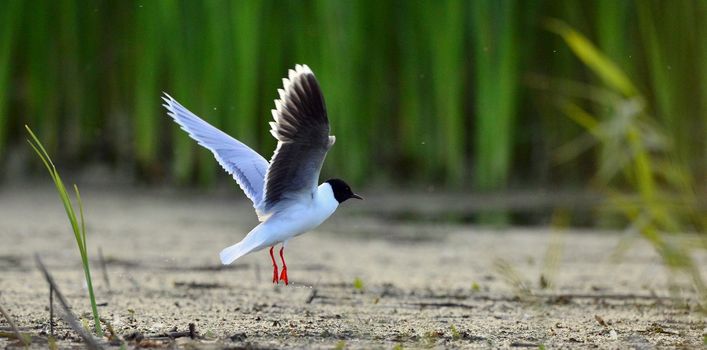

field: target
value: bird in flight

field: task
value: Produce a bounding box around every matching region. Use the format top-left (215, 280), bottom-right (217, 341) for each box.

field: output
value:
top-left (162, 64), bottom-right (362, 285)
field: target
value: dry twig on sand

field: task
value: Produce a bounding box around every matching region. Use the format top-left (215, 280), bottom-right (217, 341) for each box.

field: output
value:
top-left (0, 302), bottom-right (28, 346)
top-left (35, 255), bottom-right (104, 350)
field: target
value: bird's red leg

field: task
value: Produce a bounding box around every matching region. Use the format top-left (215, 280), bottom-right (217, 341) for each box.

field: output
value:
top-left (269, 246), bottom-right (279, 284)
top-left (279, 246), bottom-right (288, 285)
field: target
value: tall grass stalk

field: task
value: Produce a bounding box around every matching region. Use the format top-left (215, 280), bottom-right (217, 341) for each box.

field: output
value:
top-left (162, 0), bottom-right (196, 183)
top-left (0, 0), bottom-right (22, 157)
top-left (230, 1), bottom-right (262, 148)
top-left (470, 0), bottom-right (520, 222)
top-left (428, 0), bottom-right (464, 186)
top-left (636, 2), bottom-right (703, 175)
top-left (529, 0), bottom-right (586, 187)
top-left (195, 1), bottom-right (227, 186)
top-left (396, 5), bottom-right (425, 181)
top-left (595, 0), bottom-right (631, 196)
top-left (700, 1), bottom-right (707, 180)
top-left (26, 1), bottom-right (59, 151)
top-left (315, 0), bottom-right (366, 183)
top-left (548, 22), bottom-right (706, 304)
top-left (133, 2), bottom-right (162, 176)
top-left (596, 0), bottom-right (630, 72)
top-left (25, 126), bottom-right (103, 336)
top-left (257, 1), bottom-right (285, 155)
top-left (58, 0), bottom-right (83, 155)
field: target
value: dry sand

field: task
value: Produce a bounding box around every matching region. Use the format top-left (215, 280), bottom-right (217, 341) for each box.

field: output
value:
top-left (0, 185), bottom-right (705, 349)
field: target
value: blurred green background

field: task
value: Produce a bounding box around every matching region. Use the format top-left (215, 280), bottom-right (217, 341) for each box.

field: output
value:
top-left (0, 0), bottom-right (705, 197)
top-left (3, 0), bottom-right (707, 307)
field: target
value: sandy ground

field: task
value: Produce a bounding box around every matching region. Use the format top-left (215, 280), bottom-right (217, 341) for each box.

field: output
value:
top-left (0, 185), bottom-right (705, 349)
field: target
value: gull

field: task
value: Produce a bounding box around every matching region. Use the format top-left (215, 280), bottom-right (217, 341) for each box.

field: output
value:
top-left (162, 64), bottom-right (362, 285)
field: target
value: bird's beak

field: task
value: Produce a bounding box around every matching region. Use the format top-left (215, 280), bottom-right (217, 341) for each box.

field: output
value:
top-left (352, 193), bottom-right (364, 200)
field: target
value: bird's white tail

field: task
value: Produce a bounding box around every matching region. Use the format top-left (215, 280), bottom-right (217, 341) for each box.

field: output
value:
top-left (219, 242), bottom-right (249, 265)
top-left (219, 224), bottom-right (270, 265)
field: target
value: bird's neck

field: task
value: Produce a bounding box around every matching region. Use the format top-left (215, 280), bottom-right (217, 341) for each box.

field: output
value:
top-left (316, 183), bottom-right (340, 208)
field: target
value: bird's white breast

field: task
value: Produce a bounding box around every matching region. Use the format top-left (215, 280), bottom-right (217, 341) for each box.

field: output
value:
top-left (260, 183), bottom-right (339, 244)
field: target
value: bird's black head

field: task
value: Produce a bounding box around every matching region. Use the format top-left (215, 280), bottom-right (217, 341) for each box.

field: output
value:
top-left (325, 178), bottom-right (363, 203)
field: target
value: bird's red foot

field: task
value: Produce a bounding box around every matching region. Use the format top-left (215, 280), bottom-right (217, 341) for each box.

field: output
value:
top-left (279, 246), bottom-right (288, 285)
top-left (269, 246), bottom-right (279, 284)
top-left (279, 266), bottom-right (288, 285)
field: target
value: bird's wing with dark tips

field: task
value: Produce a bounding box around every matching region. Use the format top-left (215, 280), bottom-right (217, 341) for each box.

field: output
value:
top-left (162, 93), bottom-right (269, 207)
top-left (262, 64), bottom-right (335, 211)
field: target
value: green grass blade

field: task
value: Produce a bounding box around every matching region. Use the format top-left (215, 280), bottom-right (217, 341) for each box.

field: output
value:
top-left (160, 0), bottom-right (196, 184)
top-left (230, 0), bottom-right (262, 147)
top-left (315, 0), bottom-right (366, 183)
top-left (0, 0), bottom-right (22, 157)
top-left (596, 0), bottom-right (630, 71)
top-left (73, 184), bottom-right (101, 336)
top-left (396, 5), bottom-right (425, 181)
top-left (25, 125), bottom-right (56, 171)
top-left (546, 19), bottom-right (637, 97)
top-left (470, 0), bottom-right (522, 223)
top-left (26, 1), bottom-right (60, 152)
top-left (58, 0), bottom-right (83, 155)
top-left (25, 126), bottom-right (103, 336)
top-left (133, 1), bottom-right (162, 176)
top-left (551, 22), bottom-right (706, 304)
top-left (74, 185), bottom-right (87, 253)
top-left (428, 0), bottom-right (465, 186)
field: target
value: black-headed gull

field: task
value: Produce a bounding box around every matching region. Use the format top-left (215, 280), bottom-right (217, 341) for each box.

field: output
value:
top-left (162, 64), bottom-right (362, 285)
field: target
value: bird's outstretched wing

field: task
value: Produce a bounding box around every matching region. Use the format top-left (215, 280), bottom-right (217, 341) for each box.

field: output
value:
top-left (262, 64), bottom-right (335, 211)
top-left (162, 93), bottom-right (269, 207)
